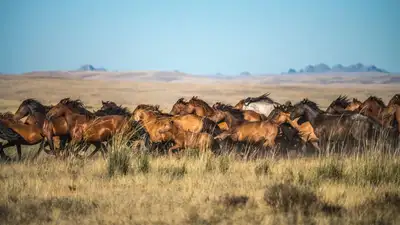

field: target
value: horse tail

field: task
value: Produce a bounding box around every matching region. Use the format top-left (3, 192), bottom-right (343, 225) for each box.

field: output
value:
top-left (0, 122), bottom-right (24, 142)
top-left (201, 117), bottom-right (222, 136)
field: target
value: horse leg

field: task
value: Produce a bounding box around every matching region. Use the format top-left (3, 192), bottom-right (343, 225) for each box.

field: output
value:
top-left (0, 142), bottom-right (11, 161)
top-left (16, 144), bottom-right (22, 161)
top-left (88, 142), bottom-right (102, 158)
top-left (100, 143), bottom-right (108, 159)
top-left (33, 139), bottom-right (46, 160)
top-left (168, 145), bottom-right (181, 157)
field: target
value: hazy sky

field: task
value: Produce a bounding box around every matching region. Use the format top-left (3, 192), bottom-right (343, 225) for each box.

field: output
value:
top-left (1, 0), bottom-right (399, 74)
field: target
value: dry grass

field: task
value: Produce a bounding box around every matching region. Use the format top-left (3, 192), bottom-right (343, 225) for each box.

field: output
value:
top-left (1, 146), bottom-right (400, 225)
top-left (0, 75), bottom-right (400, 224)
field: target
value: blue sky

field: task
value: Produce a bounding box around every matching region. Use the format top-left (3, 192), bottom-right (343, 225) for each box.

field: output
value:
top-left (1, 0), bottom-right (399, 74)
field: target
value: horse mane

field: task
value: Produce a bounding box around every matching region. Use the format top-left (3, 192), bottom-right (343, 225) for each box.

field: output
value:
top-left (389, 94), bottom-right (400, 106)
top-left (175, 98), bottom-right (187, 104)
top-left (352, 98), bottom-right (362, 104)
top-left (96, 102), bottom-right (131, 116)
top-left (366, 96), bottom-right (386, 108)
top-left (213, 102), bottom-right (244, 119)
top-left (20, 98), bottom-right (47, 114)
top-left (0, 112), bottom-right (16, 121)
top-left (135, 104), bottom-right (160, 112)
top-left (59, 98), bottom-right (95, 118)
top-left (244, 93), bottom-right (276, 104)
top-left (189, 96), bottom-right (213, 112)
top-left (298, 98), bottom-right (321, 111)
top-left (329, 95), bottom-right (351, 108)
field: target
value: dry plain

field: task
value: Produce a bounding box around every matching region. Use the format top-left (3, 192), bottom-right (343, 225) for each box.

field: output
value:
top-left (0, 71), bottom-right (399, 225)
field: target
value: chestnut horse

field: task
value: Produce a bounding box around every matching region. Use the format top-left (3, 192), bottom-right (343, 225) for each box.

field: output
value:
top-left (170, 98), bottom-right (189, 115)
top-left (41, 98), bottom-right (98, 156)
top-left (46, 100), bottom-right (131, 158)
top-left (214, 107), bottom-right (290, 150)
top-left (158, 120), bottom-right (218, 156)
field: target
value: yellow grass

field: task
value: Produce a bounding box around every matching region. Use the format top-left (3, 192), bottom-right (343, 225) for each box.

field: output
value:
top-left (0, 75), bottom-right (399, 224)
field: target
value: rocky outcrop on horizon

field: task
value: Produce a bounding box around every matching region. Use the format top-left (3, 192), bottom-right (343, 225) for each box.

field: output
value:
top-left (77, 64), bottom-right (107, 72)
top-left (286, 63), bottom-right (388, 74)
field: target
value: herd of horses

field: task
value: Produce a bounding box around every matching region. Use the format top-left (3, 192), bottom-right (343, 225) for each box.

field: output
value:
top-left (0, 93), bottom-right (399, 161)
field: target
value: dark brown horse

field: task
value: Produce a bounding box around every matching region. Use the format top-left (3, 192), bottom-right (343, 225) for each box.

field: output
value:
top-left (381, 94), bottom-right (400, 133)
top-left (289, 99), bottom-right (386, 150)
top-left (95, 101), bottom-right (132, 117)
top-left (46, 100), bottom-right (131, 158)
top-left (325, 95), bottom-right (351, 114)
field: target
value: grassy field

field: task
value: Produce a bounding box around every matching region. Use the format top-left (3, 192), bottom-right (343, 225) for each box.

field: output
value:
top-left (1, 75), bottom-right (400, 224)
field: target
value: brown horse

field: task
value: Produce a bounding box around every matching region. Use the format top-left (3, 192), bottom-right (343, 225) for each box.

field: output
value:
top-left (359, 96), bottom-right (386, 123)
top-left (268, 105), bottom-right (320, 152)
top-left (46, 100), bottom-right (130, 158)
top-left (12, 99), bottom-right (67, 158)
top-left (381, 94), bottom-right (400, 133)
top-left (158, 120), bottom-right (217, 156)
top-left (134, 109), bottom-right (221, 136)
top-left (0, 108), bottom-right (45, 161)
top-left (170, 98), bottom-right (189, 115)
top-left (345, 98), bottom-right (363, 111)
top-left (41, 98), bottom-right (100, 156)
top-left (214, 108), bottom-right (289, 149)
top-left (213, 102), bottom-right (265, 121)
top-left (186, 96), bottom-right (215, 117)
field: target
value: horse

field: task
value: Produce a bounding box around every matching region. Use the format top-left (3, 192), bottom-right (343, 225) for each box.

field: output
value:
top-left (289, 99), bottom-right (386, 151)
top-left (186, 96), bottom-right (215, 117)
top-left (234, 93), bottom-right (280, 117)
top-left (0, 108), bottom-right (45, 161)
top-left (345, 98), bottom-right (363, 111)
top-left (46, 99), bottom-right (131, 158)
top-left (208, 105), bottom-right (247, 130)
top-left (94, 100), bottom-right (132, 117)
top-left (170, 98), bottom-right (189, 115)
top-left (381, 94), bottom-right (400, 133)
top-left (214, 106), bottom-right (291, 150)
top-left (158, 120), bottom-right (218, 156)
top-left (41, 98), bottom-right (100, 157)
top-left (12, 98), bottom-right (68, 158)
top-left (359, 96), bottom-right (387, 124)
top-left (93, 101), bottom-right (150, 150)
top-left (268, 105), bottom-right (321, 152)
top-left (325, 95), bottom-right (352, 114)
top-left (212, 102), bottom-right (266, 121)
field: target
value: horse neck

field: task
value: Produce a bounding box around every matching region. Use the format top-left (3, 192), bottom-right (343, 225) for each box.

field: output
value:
top-left (30, 111), bottom-right (46, 127)
top-left (63, 109), bottom-right (87, 130)
top-left (225, 111), bottom-right (242, 127)
top-left (303, 105), bottom-right (321, 126)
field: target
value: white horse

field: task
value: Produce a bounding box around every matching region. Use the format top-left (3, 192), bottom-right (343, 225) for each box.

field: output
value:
top-left (235, 93), bottom-right (285, 117)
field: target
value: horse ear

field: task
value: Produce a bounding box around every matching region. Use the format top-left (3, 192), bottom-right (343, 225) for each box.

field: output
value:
top-left (102, 100), bottom-right (105, 104)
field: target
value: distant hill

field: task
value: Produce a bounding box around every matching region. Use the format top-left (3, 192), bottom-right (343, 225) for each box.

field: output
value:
top-left (77, 64), bottom-right (107, 72)
top-left (284, 63), bottom-right (388, 74)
